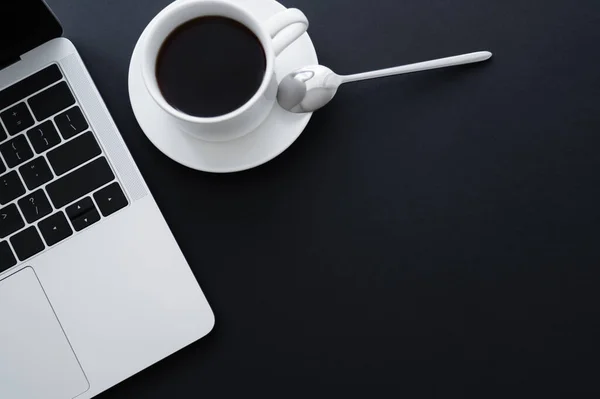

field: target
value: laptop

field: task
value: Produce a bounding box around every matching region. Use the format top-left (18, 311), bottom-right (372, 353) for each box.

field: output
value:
top-left (0, 1), bottom-right (214, 398)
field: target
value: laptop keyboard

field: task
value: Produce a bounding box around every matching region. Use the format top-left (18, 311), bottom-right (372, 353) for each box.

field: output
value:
top-left (0, 64), bottom-right (128, 273)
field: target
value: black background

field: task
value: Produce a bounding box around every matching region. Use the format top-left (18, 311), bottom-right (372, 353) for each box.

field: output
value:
top-left (46, 0), bottom-right (600, 397)
top-left (1, 0), bottom-right (62, 66)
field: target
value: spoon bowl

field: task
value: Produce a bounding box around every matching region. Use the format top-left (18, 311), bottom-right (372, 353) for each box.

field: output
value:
top-left (277, 51), bottom-right (492, 113)
top-left (278, 66), bottom-right (341, 113)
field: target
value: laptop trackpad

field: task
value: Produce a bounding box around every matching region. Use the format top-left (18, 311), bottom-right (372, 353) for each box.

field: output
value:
top-left (0, 268), bottom-right (89, 399)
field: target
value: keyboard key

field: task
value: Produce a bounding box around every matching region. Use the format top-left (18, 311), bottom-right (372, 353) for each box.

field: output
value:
top-left (94, 182), bottom-right (128, 217)
top-left (0, 241), bottom-right (17, 272)
top-left (19, 157), bottom-right (53, 190)
top-left (0, 171), bottom-right (25, 205)
top-left (47, 131), bottom-right (101, 176)
top-left (28, 82), bottom-right (75, 121)
top-left (10, 226), bottom-right (44, 261)
top-left (0, 123), bottom-right (6, 143)
top-left (66, 197), bottom-right (94, 220)
top-left (38, 212), bottom-right (72, 246)
top-left (0, 102), bottom-right (35, 135)
top-left (0, 65), bottom-right (62, 111)
top-left (26, 120), bottom-right (61, 153)
top-left (46, 157), bottom-right (114, 209)
top-left (0, 134), bottom-right (34, 168)
top-left (18, 190), bottom-right (53, 224)
top-left (71, 207), bottom-right (100, 232)
top-left (0, 204), bottom-right (25, 238)
top-left (55, 106), bottom-right (88, 140)
top-left (0, 158), bottom-right (4, 174)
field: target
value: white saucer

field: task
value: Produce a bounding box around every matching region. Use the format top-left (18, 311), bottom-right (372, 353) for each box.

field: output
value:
top-left (128, 0), bottom-right (318, 173)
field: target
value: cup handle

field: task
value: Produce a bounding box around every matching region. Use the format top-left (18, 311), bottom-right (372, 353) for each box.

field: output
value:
top-left (265, 8), bottom-right (309, 56)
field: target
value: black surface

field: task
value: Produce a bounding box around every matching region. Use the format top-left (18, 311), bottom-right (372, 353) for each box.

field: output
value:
top-left (27, 120), bottom-right (62, 154)
top-left (18, 189), bottom-right (53, 224)
top-left (66, 196), bottom-right (94, 220)
top-left (0, 65), bottom-right (62, 111)
top-left (55, 106), bottom-right (88, 139)
top-left (46, 156), bottom-right (114, 208)
top-left (0, 240), bottom-right (17, 273)
top-left (71, 205), bottom-right (100, 232)
top-left (0, 171), bottom-right (26, 205)
top-left (0, 203), bottom-right (25, 239)
top-left (47, 131), bottom-right (101, 176)
top-left (10, 225), bottom-right (45, 261)
top-left (19, 156), bottom-right (53, 190)
top-left (44, 0), bottom-right (600, 397)
top-left (38, 211), bottom-right (73, 246)
top-left (0, 1), bottom-right (62, 68)
top-left (0, 123), bottom-right (6, 143)
top-left (0, 134), bottom-right (34, 168)
top-left (28, 81), bottom-right (76, 121)
top-left (94, 182), bottom-right (128, 217)
top-left (0, 102), bottom-right (35, 135)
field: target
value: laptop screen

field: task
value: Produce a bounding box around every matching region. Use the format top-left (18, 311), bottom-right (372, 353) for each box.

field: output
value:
top-left (0, 0), bottom-right (62, 68)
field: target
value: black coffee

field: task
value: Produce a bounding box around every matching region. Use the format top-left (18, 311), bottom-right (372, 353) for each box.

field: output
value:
top-left (156, 16), bottom-right (266, 118)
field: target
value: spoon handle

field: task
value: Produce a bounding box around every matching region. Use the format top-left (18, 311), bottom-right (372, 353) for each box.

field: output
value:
top-left (340, 51), bottom-right (492, 83)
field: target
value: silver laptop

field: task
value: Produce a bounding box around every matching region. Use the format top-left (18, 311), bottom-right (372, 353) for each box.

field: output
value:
top-left (0, 1), bottom-right (214, 398)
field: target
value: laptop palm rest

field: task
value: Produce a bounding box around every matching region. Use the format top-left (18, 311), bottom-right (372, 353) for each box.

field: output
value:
top-left (0, 267), bottom-right (89, 399)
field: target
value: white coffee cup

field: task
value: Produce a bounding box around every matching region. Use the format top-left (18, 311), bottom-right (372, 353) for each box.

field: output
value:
top-left (141, 0), bottom-right (309, 142)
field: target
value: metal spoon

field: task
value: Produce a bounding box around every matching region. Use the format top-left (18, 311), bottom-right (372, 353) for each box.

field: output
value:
top-left (277, 51), bottom-right (492, 113)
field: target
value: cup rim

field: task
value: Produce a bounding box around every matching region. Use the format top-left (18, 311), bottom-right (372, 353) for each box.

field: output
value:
top-left (140, 0), bottom-right (275, 124)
